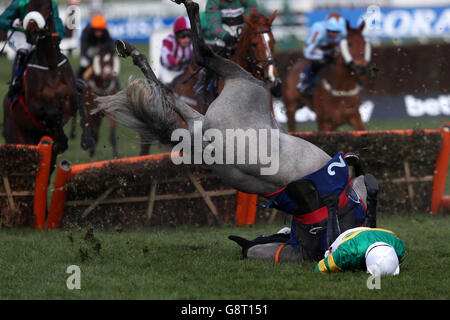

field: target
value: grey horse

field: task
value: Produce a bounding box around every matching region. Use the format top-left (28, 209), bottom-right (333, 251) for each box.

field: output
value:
top-left (95, 0), bottom-right (378, 263)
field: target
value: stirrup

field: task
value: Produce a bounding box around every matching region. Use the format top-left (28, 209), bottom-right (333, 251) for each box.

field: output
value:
top-left (345, 152), bottom-right (364, 177)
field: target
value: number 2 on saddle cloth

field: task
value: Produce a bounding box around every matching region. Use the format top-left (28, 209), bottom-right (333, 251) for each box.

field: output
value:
top-left (259, 152), bottom-right (367, 251)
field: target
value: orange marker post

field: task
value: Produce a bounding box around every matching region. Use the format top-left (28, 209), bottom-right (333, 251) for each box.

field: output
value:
top-left (431, 123), bottom-right (450, 215)
top-left (245, 194), bottom-right (258, 226)
top-left (33, 136), bottom-right (53, 229)
top-left (46, 159), bottom-right (72, 229)
top-left (235, 192), bottom-right (258, 226)
top-left (235, 192), bottom-right (250, 226)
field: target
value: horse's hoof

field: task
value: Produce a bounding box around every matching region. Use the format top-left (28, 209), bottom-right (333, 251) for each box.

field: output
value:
top-left (81, 133), bottom-right (96, 151)
top-left (115, 40), bottom-right (133, 58)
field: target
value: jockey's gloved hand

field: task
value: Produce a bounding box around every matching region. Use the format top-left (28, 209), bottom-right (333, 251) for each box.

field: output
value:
top-left (323, 52), bottom-right (335, 63)
top-left (11, 18), bottom-right (23, 29)
top-left (224, 33), bottom-right (237, 47)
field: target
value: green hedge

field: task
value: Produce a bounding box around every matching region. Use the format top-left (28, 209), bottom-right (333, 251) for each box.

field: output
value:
top-left (0, 145), bottom-right (41, 227)
top-left (62, 158), bottom-right (236, 228)
top-left (292, 130), bottom-right (442, 214)
top-left (62, 129), bottom-right (443, 227)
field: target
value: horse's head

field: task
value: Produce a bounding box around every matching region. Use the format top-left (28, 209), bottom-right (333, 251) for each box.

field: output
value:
top-left (24, 0), bottom-right (55, 45)
top-left (92, 47), bottom-right (121, 87)
top-left (240, 11), bottom-right (282, 97)
top-left (339, 20), bottom-right (371, 77)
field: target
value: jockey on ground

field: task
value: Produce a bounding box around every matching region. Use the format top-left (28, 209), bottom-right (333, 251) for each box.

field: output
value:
top-left (0, 0), bottom-right (65, 98)
top-left (76, 14), bottom-right (114, 82)
top-left (159, 16), bottom-right (193, 86)
top-left (297, 13), bottom-right (347, 96)
top-left (315, 227), bottom-right (405, 275)
top-left (193, 0), bottom-right (258, 104)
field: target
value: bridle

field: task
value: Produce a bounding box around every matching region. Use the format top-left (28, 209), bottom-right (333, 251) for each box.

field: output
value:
top-left (236, 28), bottom-right (276, 81)
top-left (339, 34), bottom-right (371, 77)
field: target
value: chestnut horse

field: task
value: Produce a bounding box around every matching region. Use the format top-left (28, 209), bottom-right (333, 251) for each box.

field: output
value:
top-left (2, 0), bottom-right (93, 171)
top-left (283, 21), bottom-right (371, 132)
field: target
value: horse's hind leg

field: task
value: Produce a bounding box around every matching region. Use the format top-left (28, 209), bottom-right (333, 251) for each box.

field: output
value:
top-left (70, 93), bottom-right (95, 150)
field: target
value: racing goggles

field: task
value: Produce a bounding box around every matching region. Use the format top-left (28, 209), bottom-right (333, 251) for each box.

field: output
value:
top-left (176, 30), bottom-right (192, 39)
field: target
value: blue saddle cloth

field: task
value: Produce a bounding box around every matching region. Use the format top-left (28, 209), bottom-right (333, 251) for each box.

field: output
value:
top-left (259, 152), bottom-right (352, 251)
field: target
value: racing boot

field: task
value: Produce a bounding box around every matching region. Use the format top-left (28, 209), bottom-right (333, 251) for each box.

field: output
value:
top-left (228, 232), bottom-right (290, 259)
top-left (296, 62), bottom-right (323, 97)
top-left (8, 49), bottom-right (28, 98)
top-left (364, 173), bottom-right (379, 228)
top-left (322, 193), bottom-right (341, 248)
top-left (193, 68), bottom-right (208, 105)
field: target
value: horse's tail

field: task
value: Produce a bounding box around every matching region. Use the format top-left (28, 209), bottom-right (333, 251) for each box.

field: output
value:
top-left (94, 78), bottom-right (181, 146)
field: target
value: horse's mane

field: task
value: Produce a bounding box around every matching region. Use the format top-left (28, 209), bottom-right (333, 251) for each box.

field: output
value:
top-left (246, 11), bottom-right (270, 27)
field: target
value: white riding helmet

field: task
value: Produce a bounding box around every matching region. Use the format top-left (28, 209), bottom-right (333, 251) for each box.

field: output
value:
top-left (365, 242), bottom-right (400, 276)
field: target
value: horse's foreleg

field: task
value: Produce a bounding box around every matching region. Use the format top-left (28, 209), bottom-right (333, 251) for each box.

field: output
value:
top-left (349, 114), bottom-right (365, 131)
top-left (109, 118), bottom-right (118, 158)
top-left (116, 39), bottom-right (204, 132)
top-left (69, 109), bottom-right (77, 139)
top-left (70, 93), bottom-right (95, 150)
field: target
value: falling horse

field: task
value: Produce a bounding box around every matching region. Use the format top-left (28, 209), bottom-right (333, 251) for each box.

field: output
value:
top-left (2, 0), bottom-right (93, 171)
top-left (283, 21), bottom-right (371, 132)
top-left (96, 0), bottom-right (378, 263)
top-left (82, 46), bottom-right (122, 159)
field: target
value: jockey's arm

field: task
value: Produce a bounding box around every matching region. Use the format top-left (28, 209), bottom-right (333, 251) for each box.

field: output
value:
top-left (52, 0), bottom-right (66, 39)
top-left (243, 0), bottom-right (258, 16)
top-left (314, 250), bottom-right (347, 274)
top-left (0, 1), bottom-right (20, 31)
top-left (79, 26), bottom-right (91, 57)
top-left (303, 24), bottom-right (326, 61)
top-left (160, 37), bottom-right (179, 69)
top-left (205, 0), bottom-right (229, 41)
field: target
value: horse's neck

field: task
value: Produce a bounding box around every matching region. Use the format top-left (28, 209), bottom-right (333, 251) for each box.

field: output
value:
top-left (232, 32), bottom-right (253, 74)
top-left (326, 56), bottom-right (358, 90)
top-left (35, 38), bottom-right (61, 67)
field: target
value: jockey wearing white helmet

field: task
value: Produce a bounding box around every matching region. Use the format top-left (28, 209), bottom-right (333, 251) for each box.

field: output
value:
top-left (297, 13), bottom-right (347, 95)
top-left (315, 227), bottom-right (405, 275)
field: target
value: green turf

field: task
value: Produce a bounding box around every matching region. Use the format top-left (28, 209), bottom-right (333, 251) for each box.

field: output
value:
top-left (0, 213), bottom-right (448, 300)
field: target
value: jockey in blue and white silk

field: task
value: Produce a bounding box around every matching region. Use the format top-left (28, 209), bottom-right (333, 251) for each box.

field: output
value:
top-left (297, 13), bottom-right (347, 95)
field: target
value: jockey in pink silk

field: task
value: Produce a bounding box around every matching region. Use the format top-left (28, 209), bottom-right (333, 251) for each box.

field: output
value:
top-left (159, 16), bottom-right (194, 85)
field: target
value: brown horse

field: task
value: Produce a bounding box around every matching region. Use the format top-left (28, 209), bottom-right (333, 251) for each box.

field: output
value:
top-left (83, 46), bottom-right (121, 159)
top-left (2, 0), bottom-right (93, 170)
top-left (283, 21), bottom-right (370, 132)
top-left (169, 10), bottom-right (281, 116)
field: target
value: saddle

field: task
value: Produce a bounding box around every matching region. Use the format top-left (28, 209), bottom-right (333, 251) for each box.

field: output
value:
top-left (259, 152), bottom-right (367, 254)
